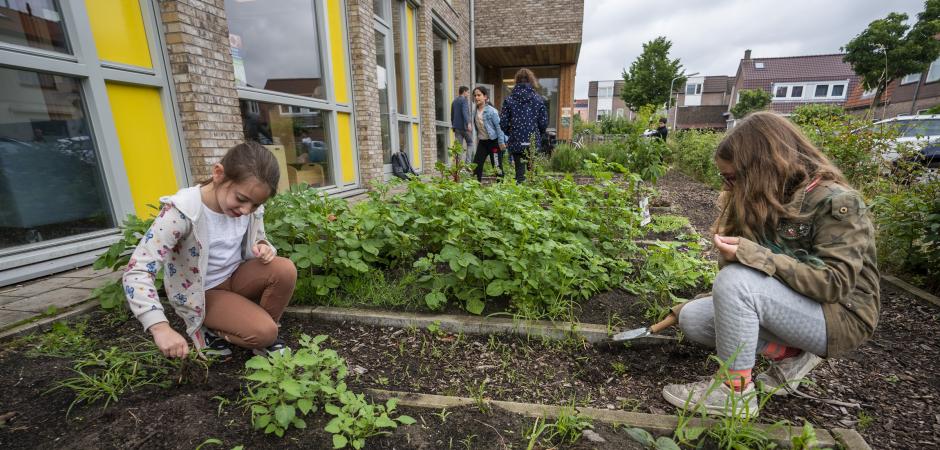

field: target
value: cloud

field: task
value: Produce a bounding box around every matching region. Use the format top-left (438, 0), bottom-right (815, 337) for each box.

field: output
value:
top-left (575, 0), bottom-right (926, 98)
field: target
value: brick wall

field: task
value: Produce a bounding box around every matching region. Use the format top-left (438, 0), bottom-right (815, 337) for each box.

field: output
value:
top-left (474, 0), bottom-right (582, 48)
top-left (159, 0), bottom-right (244, 180)
top-left (346, 0), bottom-right (384, 186)
top-left (415, 0), bottom-right (472, 170)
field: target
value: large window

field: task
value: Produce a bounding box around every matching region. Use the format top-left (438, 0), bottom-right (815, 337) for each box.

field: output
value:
top-left (685, 83), bottom-right (702, 95)
top-left (901, 73), bottom-right (922, 85)
top-left (772, 81), bottom-right (847, 101)
top-left (0, 0), bottom-right (70, 53)
top-left (0, 68), bottom-right (114, 250)
top-left (433, 29), bottom-right (452, 163)
top-left (501, 66), bottom-right (560, 130)
top-left (226, 0), bottom-right (327, 99)
top-left (597, 86), bottom-right (614, 97)
top-left (926, 58), bottom-right (940, 83)
top-left (240, 99), bottom-right (334, 187)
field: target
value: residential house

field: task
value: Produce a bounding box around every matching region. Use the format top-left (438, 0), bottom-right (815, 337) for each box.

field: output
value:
top-left (845, 57), bottom-right (940, 117)
top-left (587, 80), bottom-right (629, 122)
top-left (0, 0), bottom-right (583, 286)
top-left (728, 50), bottom-right (860, 121)
top-left (573, 98), bottom-right (589, 120)
top-left (670, 75), bottom-right (735, 130)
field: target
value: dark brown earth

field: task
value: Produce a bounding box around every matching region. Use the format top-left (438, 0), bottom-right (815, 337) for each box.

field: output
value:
top-left (1, 280), bottom-right (937, 449)
top-left (0, 169), bottom-right (936, 449)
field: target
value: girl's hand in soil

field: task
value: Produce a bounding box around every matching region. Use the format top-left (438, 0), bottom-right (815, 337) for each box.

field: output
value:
top-left (713, 234), bottom-right (740, 262)
top-left (149, 322), bottom-right (189, 358)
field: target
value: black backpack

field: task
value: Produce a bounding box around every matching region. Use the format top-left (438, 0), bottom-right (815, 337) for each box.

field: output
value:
top-left (391, 151), bottom-right (417, 180)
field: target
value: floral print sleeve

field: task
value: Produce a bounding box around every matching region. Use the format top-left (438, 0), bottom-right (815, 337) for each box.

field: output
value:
top-left (122, 203), bottom-right (192, 332)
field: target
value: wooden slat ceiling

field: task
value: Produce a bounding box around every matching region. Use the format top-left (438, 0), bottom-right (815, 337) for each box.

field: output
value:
top-left (476, 43), bottom-right (580, 67)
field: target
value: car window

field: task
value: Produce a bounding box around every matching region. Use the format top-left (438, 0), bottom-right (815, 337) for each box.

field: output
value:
top-left (898, 119), bottom-right (940, 137)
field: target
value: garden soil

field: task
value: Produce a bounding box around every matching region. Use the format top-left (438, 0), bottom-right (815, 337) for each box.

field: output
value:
top-left (1, 169), bottom-right (936, 449)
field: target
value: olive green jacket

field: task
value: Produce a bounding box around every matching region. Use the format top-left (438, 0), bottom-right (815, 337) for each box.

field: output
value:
top-left (679, 180), bottom-right (880, 358)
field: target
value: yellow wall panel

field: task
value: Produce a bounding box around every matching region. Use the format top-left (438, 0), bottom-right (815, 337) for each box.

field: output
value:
top-left (106, 82), bottom-right (178, 217)
top-left (411, 123), bottom-right (421, 170)
top-left (85, 0), bottom-right (152, 68)
top-left (337, 112), bottom-right (355, 184)
top-left (406, 5), bottom-right (418, 116)
top-left (327, 0), bottom-right (350, 105)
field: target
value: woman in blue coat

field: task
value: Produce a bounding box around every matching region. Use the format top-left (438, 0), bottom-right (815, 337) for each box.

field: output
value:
top-left (500, 68), bottom-right (548, 183)
top-left (471, 86), bottom-right (508, 181)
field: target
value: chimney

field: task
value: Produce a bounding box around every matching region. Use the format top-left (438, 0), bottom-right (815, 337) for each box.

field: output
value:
top-left (744, 49), bottom-right (751, 60)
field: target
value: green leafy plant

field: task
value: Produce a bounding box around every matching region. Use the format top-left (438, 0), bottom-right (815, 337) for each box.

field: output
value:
top-left (241, 334), bottom-right (346, 437)
top-left (624, 426), bottom-right (682, 450)
top-left (324, 394), bottom-right (415, 449)
top-left (546, 404), bottom-right (594, 444)
top-left (88, 210), bottom-right (158, 313)
top-left (648, 215), bottom-right (691, 235)
top-left (26, 320), bottom-right (96, 358)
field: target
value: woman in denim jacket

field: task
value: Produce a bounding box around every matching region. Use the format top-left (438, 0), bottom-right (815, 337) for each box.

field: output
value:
top-left (471, 85), bottom-right (508, 181)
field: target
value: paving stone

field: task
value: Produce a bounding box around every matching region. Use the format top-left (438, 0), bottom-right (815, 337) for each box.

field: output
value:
top-left (1, 277), bottom-right (81, 298)
top-left (0, 309), bottom-right (34, 329)
top-left (57, 265), bottom-right (113, 279)
top-left (69, 272), bottom-right (122, 289)
top-left (1, 288), bottom-right (93, 313)
top-left (0, 295), bottom-right (24, 307)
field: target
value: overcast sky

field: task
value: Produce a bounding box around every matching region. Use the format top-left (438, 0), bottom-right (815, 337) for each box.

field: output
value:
top-left (575, 0), bottom-right (926, 98)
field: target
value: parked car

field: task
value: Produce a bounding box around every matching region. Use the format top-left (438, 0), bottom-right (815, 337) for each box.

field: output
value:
top-left (870, 115), bottom-right (940, 169)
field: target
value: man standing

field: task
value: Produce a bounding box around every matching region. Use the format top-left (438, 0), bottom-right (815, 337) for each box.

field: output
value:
top-left (451, 86), bottom-right (472, 161)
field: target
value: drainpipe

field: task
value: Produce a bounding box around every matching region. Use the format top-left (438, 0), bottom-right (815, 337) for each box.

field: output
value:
top-left (910, 76), bottom-right (923, 115)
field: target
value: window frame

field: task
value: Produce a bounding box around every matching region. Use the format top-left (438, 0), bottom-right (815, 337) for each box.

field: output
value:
top-left (231, 0), bottom-right (356, 192)
top-left (901, 73), bottom-right (922, 85)
top-left (926, 58), bottom-right (940, 83)
top-left (685, 83), bottom-right (702, 95)
top-left (771, 80), bottom-right (848, 101)
top-left (0, 0), bottom-right (188, 281)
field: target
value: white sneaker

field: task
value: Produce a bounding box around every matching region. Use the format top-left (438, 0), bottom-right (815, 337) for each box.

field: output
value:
top-left (662, 378), bottom-right (759, 417)
top-left (755, 352), bottom-right (822, 396)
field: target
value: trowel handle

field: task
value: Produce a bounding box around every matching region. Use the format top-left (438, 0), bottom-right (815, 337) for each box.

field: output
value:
top-left (649, 313), bottom-right (678, 334)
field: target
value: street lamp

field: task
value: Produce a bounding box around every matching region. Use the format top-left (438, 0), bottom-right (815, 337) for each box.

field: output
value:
top-left (667, 72), bottom-right (699, 131)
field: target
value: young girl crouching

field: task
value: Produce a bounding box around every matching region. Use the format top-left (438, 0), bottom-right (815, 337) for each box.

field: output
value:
top-left (123, 141), bottom-right (297, 358)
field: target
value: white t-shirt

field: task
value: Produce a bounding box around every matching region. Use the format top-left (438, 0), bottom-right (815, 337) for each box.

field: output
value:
top-left (202, 204), bottom-right (250, 289)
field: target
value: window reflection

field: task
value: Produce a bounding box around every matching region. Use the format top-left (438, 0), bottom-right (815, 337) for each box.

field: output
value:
top-left (0, 0), bottom-right (70, 54)
top-left (0, 67), bottom-right (113, 250)
top-left (225, 0), bottom-right (326, 99)
top-left (433, 32), bottom-right (447, 122)
top-left (240, 99), bottom-right (334, 188)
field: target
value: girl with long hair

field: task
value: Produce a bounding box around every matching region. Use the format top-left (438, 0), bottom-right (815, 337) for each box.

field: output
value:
top-left (661, 112), bottom-right (880, 417)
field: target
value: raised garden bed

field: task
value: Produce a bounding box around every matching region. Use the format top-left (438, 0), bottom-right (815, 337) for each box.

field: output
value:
top-left (5, 281), bottom-right (929, 448)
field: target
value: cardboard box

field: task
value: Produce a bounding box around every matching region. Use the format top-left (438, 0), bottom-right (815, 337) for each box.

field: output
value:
top-left (262, 144), bottom-right (290, 193)
top-left (287, 163), bottom-right (325, 187)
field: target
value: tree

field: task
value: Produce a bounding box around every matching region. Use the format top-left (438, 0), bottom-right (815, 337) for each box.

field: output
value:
top-left (842, 0), bottom-right (940, 113)
top-left (620, 36), bottom-right (685, 110)
top-left (730, 89), bottom-right (771, 119)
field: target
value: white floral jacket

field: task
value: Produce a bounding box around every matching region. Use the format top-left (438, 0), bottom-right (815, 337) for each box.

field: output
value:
top-left (122, 186), bottom-right (274, 349)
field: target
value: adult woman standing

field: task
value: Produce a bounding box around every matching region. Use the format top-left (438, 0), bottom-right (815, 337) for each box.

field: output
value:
top-left (471, 86), bottom-right (507, 181)
top-left (500, 68), bottom-right (547, 183)
top-left (661, 112), bottom-right (880, 417)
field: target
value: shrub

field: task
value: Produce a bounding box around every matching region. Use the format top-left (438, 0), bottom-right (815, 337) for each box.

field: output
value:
top-left (668, 129), bottom-right (724, 189)
top-left (549, 143), bottom-right (583, 172)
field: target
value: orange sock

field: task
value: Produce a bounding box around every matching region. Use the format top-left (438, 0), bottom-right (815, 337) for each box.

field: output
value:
top-left (725, 369), bottom-right (752, 391)
top-left (762, 342), bottom-right (802, 361)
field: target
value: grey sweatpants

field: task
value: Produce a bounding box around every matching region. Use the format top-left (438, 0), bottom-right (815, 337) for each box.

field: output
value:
top-left (678, 264), bottom-right (828, 370)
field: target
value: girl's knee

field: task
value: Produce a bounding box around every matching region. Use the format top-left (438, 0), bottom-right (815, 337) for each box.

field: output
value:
top-left (713, 264), bottom-right (762, 298)
top-left (270, 256), bottom-right (297, 282)
top-left (247, 320), bottom-right (279, 347)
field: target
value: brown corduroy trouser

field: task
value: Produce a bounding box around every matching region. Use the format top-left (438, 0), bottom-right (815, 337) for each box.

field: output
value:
top-left (204, 256), bottom-right (297, 349)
